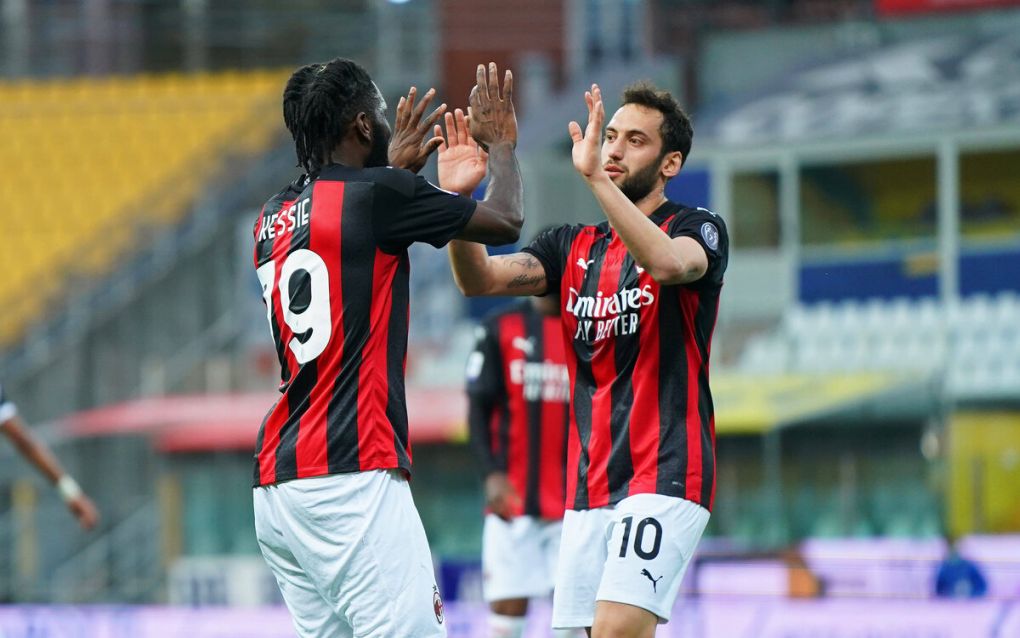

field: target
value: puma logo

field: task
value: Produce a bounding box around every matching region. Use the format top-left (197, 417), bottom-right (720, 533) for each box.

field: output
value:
top-left (576, 257), bottom-right (595, 271)
top-left (635, 265), bottom-right (645, 274)
top-left (640, 569), bottom-right (663, 593)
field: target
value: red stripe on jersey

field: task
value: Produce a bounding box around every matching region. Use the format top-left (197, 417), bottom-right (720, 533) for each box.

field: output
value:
top-left (680, 289), bottom-right (704, 503)
top-left (627, 264), bottom-right (662, 497)
top-left (357, 249), bottom-right (401, 469)
top-left (257, 198), bottom-right (298, 486)
top-left (295, 181), bottom-right (345, 478)
top-left (586, 235), bottom-right (625, 508)
top-left (499, 313), bottom-right (529, 518)
top-left (560, 230), bottom-right (595, 510)
top-left (539, 315), bottom-right (569, 519)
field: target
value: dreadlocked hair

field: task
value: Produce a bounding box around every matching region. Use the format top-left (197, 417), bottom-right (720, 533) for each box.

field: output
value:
top-left (283, 58), bottom-right (379, 177)
top-left (283, 63), bottom-right (318, 142)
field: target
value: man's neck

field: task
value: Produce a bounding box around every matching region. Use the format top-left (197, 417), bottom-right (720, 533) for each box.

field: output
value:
top-left (632, 185), bottom-right (668, 216)
top-left (326, 144), bottom-right (366, 169)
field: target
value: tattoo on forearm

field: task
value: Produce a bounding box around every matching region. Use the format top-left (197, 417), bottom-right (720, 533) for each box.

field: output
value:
top-left (507, 274), bottom-right (544, 289)
top-left (504, 255), bottom-right (539, 270)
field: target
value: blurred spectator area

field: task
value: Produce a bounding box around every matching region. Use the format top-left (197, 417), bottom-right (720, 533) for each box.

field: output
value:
top-left (0, 70), bottom-right (285, 346)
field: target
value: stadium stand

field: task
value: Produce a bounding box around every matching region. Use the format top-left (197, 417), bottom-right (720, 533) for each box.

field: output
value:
top-left (739, 292), bottom-right (1020, 399)
top-left (0, 70), bottom-right (286, 346)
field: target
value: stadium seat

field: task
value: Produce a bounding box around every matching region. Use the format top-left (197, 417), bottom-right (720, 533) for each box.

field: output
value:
top-left (0, 70), bottom-right (287, 346)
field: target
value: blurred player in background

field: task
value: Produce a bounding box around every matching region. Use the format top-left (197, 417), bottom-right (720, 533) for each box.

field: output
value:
top-left (441, 81), bottom-right (728, 638)
top-left (250, 58), bottom-right (522, 637)
top-left (0, 382), bottom-right (99, 531)
top-left (464, 278), bottom-right (572, 637)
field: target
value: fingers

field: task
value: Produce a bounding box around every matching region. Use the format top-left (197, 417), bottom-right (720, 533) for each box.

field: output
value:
top-left (454, 108), bottom-right (470, 146)
top-left (433, 124), bottom-right (447, 152)
top-left (420, 102), bottom-right (447, 133)
top-left (422, 136), bottom-right (444, 157)
top-left (487, 61), bottom-right (499, 101)
top-left (395, 87), bottom-right (415, 130)
top-left (410, 87), bottom-right (436, 126)
top-left (443, 112), bottom-right (459, 147)
top-left (568, 120), bottom-right (583, 143)
top-left (502, 69), bottom-right (513, 105)
top-left (475, 64), bottom-right (489, 103)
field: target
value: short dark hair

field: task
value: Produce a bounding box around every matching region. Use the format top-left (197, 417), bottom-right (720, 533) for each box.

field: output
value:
top-left (621, 81), bottom-right (693, 166)
top-left (283, 58), bottom-right (380, 175)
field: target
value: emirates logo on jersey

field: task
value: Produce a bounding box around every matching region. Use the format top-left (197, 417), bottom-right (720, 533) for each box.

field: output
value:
top-left (566, 285), bottom-right (655, 343)
top-left (509, 360), bottom-right (570, 402)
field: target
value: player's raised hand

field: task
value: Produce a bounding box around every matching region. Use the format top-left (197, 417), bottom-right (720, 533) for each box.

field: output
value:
top-left (466, 62), bottom-right (517, 152)
top-left (67, 492), bottom-right (100, 531)
top-left (436, 108), bottom-right (489, 197)
top-left (388, 86), bottom-right (447, 173)
top-left (484, 472), bottom-right (521, 521)
top-left (568, 84), bottom-right (606, 181)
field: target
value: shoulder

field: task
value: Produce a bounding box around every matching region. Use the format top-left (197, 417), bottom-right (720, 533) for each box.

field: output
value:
top-left (667, 205), bottom-right (728, 244)
top-left (319, 165), bottom-right (420, 197)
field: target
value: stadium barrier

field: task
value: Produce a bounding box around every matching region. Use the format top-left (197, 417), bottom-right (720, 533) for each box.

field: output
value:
top-left (0, 599), bottom-right (1016, 637)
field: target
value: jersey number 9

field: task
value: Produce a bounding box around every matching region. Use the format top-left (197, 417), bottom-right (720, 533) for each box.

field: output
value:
top-left (256, 249), bottom-right (332, 364)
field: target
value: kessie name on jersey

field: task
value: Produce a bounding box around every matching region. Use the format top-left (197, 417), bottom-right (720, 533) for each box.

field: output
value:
top-left (256, 196), bottom-right (311, 242)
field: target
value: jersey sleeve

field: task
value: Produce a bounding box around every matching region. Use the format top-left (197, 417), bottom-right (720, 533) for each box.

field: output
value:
top-left (667, 208), bottom-right (729, 287)
top-left (521, 224), bottom-right (575, 295)
top-left (373, 171), bottom-right (478, 251)
top-left (465, 322), bottom-right (507, 475)
top-left (0, 384), bottom-right (17, 423)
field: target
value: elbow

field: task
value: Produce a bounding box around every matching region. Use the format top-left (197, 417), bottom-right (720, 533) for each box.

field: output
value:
top-left (488, 216), bottom-right (523, 246)
top-left (453, 276), bottom-right (488, 298)
top-left (646, 257), bottom-right (688, 286)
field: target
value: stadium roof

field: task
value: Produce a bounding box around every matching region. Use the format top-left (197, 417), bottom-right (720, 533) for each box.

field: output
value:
top-left (698, 29), bottom-right (1020, 148)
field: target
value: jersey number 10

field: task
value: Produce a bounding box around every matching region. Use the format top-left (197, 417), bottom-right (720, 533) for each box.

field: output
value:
top-left (256, 249), bottom-right (332, 364)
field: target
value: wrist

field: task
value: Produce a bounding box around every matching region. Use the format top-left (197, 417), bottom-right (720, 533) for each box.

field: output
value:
top-left (56, 475), bottom-right (83, 503)
top-left (486, 140), bottom-right (515, 153)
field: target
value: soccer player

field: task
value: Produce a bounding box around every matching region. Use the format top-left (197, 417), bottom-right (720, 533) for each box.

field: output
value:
top-left (441, 82), bottom-right (728, 638)
top-left (465, 289), bottom-right (570, 638)
top-left (0, 382), bottom-right (99, 530)
top-left (251, 59), bottom-right (522, 638)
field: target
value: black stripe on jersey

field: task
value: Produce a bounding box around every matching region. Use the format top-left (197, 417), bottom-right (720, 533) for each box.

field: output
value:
top-left (523, 307), bottom-right (545, 516)
top-left (274, 204), bottom-right (315, 480)
top-left (656, 288), bottom-right (686, 498)
top-left (258, 199), bottom-right (292, 387)
top-left (252, 402), bottom-right (273, 484)
top-left (496, 396), bottom-right (511, 470)
top-left (607, 251), bottom-right (637, 503)
top-left (571, 234), bottom-right (608, 510)
top-left (327, 182), bottom-right (373, 472)
top-left (386, 252), bottom-right (412, 471)
top-left (696, 295), bottom-right (719, 506)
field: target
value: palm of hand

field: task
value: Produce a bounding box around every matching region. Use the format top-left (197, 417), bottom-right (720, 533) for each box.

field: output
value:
top-left (439, 144), bottom-right (487, 195)
top-left (572, 134), bottom-right (601, 177)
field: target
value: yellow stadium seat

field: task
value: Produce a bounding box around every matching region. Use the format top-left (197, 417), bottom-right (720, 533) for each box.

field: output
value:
top-left (0, 69), bottom-right (289, 346)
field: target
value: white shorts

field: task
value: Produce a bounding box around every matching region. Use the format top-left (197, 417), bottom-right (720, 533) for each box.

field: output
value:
top-left (253, 470), bottom-right (446, 638)
top-left (551, 493), bottom-right (709, 629)
top-left (482, 514), bottom-right (562, 602)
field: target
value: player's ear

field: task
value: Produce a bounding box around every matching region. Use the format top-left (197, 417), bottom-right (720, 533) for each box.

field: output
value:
top-left (661, 151), bottom-right (682, 179)
top-left (354, 112), bottom-right (373, 145)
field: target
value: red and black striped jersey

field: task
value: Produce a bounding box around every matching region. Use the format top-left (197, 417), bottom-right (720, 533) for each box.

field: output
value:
top-left (252, 164), bottom-right (476, 487)
top-left (523, 201), bottom-right (728, 512)
top-left (466, 300), bottom-right (570, 520)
